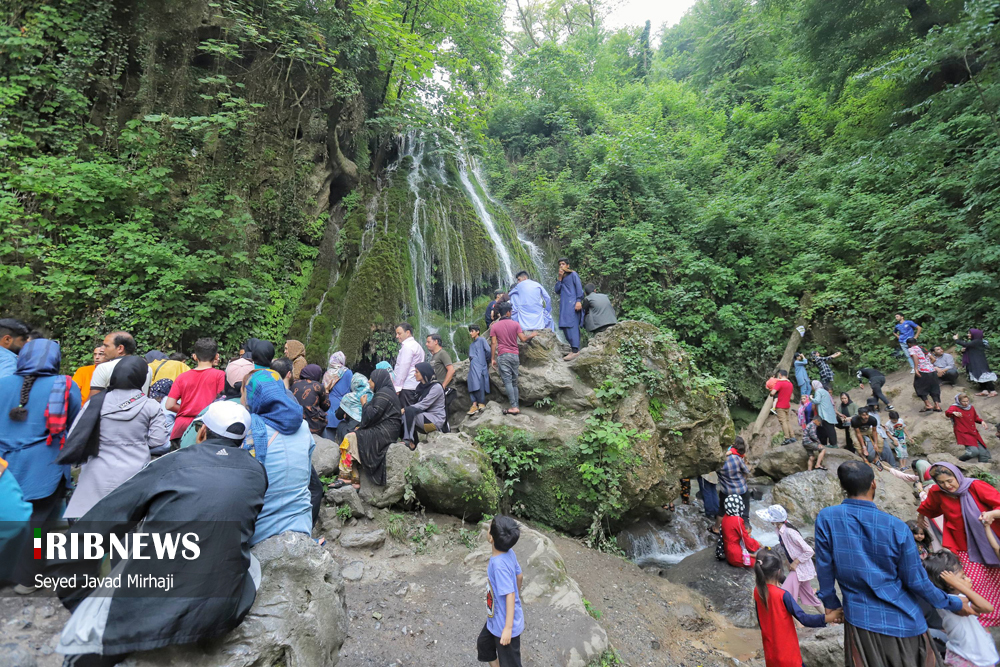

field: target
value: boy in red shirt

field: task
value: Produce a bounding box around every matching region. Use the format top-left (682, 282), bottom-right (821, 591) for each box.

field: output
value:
top-left (770, 369), bottom-right (797, 445)
top-left (165, 338), bottom-right (225, 446)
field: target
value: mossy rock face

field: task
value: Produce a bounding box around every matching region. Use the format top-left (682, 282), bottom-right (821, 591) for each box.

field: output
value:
top-left (406, 432), bottom-right (499, 520)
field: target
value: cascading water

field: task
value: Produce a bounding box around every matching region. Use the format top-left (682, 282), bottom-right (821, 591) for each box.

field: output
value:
top-left (458, 157), bottom-right (515, 286)
top-left (304, 291), bottom-right (327, 346)
top-left (624, 481), bottom-right (782, 569)
top-left (405, 138), bottom-right (437, 334)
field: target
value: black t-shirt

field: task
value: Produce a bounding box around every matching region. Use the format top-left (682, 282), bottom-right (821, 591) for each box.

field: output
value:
top-left (857, 368), bottom-right (885, 382)
top-left (851, 415), bottom-right (876, 433)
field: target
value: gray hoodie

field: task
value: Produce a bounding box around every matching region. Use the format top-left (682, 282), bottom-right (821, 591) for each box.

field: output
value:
top-left (63, 388), bottom-right (166, 518)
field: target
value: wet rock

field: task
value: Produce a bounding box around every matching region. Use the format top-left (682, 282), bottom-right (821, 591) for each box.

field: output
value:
top-left (312, 435), bottom-right (340, 478)
top-left (358, 442), bottom-right (418, 509)
top-left (618, 509), bottom-right (714, 565)
top-left (774, 464), bottom-right (920, 525)
top-left (3, 643), bottom-right (36, 667)
top-left (799, 624), bottom-right (844, 667)
top-left (406, 432), bottom-right (498, 520)
top-left (339, 528), bottom-right (386, 550)
top-left (124, 532), bottom-right (347, 667)
top-left (665, 547), bottom-right (757, 628)
top-left (465, 521), bottom-right (609, 666)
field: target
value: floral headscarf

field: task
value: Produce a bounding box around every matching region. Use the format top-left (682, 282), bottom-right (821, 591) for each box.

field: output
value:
top-left (339, 373), bottom-right (373, 422)
top-left (323, 351), bottom-right (347, 387)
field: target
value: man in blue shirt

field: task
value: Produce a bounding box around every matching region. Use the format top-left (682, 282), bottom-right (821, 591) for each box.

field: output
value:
top-left (0, 318), bottom-right (30, 379)
top-left (554, 258), bottom-right (585, 361)
top-left (893, 313), bottom-right (921, 373)
top-left (815, 461), bottom-right (974, 664)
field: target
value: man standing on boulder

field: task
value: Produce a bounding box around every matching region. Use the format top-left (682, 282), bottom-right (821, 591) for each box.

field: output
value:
top-left (770, 370), bottom-right (797, 445)
top-left (393, 322), bottom-right (425, 407)
top-left (508, 271), bottom-right (554, 333)
top-left (490, 303), bottom-right (538, 416)
top-left (582, 284), bottom-right (618, 336)
top-left (815, 461), bottom-right (974, 665)
top-left (554, 258), bottom-right (585, 361)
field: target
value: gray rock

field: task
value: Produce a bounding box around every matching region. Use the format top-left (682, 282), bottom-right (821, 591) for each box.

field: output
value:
top-left (774, 463), bottom-right (920, 525)
top-left (358, 442), bottom-right (418, 509)
top-left (123, 532), bottom-right (347, 667)
top-left (325, 485), bottom-right (372, 520)
top-left (799, 624), bottom-right (844, 667)
top-left (312, 435), bottom-right (340, 478)
top-left (665, 547), bottom-right (757, 629)
top-left (342, 561), bottom-right (365, 581)
top-left (2, 643), bottom-right (36, 667)
top-left (339, 528), bottom-right (386, 549)
top-left (756, 443), bottom-right (810, 481)
top-left (406, 432), bottom-right (498, 519)
top-left (465, 521), bottom-right (609, 666)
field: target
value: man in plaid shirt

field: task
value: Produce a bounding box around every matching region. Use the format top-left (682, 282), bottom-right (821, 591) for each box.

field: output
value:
top-left (810, 350), bottom-right (842, 391)
top-left (714, 437), bottom-right (751, 530)
top-left (815, 461), bottom-right (975, 665)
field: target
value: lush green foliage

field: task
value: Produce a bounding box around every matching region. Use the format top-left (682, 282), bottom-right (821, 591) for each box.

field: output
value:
top-left (483, 0), bottom-right (1000, 407)
top-left (475, 426), bottom-right (543, 514)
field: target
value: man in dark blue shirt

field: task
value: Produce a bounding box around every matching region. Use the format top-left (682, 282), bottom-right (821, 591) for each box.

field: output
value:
top-left (893, 313), bottom-right (921, 373)
top-left (815, 461), bottom-right (974, 665)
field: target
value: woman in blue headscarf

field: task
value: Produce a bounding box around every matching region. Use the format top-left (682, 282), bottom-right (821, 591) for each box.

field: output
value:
top-left (0, 339), bottom-right (82, 590)
top-left (241, 369), bottom-right (314, 545)
top-left (334, 372), bottom-right (372, 442)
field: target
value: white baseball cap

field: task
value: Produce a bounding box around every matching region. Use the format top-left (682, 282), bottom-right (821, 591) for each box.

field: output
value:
top-left (755, 504), bottom-right (788, 524)
top-left (200, 401), bottom-right (252, 441)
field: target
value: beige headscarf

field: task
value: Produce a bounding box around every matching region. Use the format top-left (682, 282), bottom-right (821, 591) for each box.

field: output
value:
top-left (285, 340), bottom-right (306, 381)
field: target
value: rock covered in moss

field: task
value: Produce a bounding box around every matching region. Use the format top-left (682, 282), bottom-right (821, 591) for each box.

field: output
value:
top-left (406, 432), bottom-right (499, 520)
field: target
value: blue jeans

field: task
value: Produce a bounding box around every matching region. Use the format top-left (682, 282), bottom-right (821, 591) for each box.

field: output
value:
top-left (900, 340), bottom-right (914, 369)
top-left (497, 353), bottom-right (520, 409)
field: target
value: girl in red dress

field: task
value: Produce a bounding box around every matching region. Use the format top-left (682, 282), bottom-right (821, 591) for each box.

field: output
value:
top-left (718, 493), bottom-right (760, 567)
top-left (753, 549), bottom-right (840, 667)
top-left (918, 462), bottom-right (1000, 626)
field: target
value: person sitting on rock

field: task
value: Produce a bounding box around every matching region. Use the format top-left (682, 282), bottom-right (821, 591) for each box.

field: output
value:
top-left (47, 401), bottom-right (267, 665)
top-left (932, 346), bottom-right (959, 386)
top-left (292, 363), bottom-right (330, 435)
top-left (716, 493), bottom-right (760, 568)
top-left (851, 407), bottom-right (887, 470)
top-left (241, 369), bottom-right (314, 546)
top-left (334, 372), bottom-right (372, 442)
top-left (334, 368), bottom-right (401, 490)
top-left (401, 362), bottom-right (447, 451)
top-left (946, 393), bottom-right (992, 463)
top-left (581, 283), bottom-right (617, 336)
top-left (802, 414), bottom-right (827, 471)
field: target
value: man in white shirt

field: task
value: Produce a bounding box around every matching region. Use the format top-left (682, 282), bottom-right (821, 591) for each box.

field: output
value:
top-left (90, 331), bottom-right (152, 397)
top-left (393, 322), bottom-right (424, 406)
top-left (508, 271), bottom-right (554, 332)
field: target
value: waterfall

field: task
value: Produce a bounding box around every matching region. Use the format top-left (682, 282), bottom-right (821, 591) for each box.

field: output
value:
top-left (304, 291), bottom-right (327, 346)
top-left (457, 157), bottom-right (515, 286)
top-left (518, 234), bottom-right (552, 286)
top-left (405, 138), bottom-right (437, 334)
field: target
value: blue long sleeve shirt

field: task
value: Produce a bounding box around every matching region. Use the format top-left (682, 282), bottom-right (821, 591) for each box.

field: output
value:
top-left (814, 498), bottom-right (962, 637)
top-left (554, 271), bottom-right (585, 329)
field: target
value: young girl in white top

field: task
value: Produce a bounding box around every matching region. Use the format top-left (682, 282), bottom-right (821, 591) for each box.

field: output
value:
top-left (925, 550), bottom-right (999, 667)
top-left (756, 503), bottom-right (824, 611)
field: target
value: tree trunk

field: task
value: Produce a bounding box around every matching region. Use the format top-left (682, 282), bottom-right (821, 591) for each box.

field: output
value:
top-left (750, 293), bottom-right (812, 436)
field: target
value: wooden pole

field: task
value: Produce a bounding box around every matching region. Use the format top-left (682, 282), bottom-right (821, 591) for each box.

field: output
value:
top-left (750, 294), bottom-right (812, 437)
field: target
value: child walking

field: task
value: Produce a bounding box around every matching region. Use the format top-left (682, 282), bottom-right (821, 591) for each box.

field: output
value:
top-left (756, 504), bottom-right (824, 610)
top-left (887, 410), bottom-right (910, 468)
top-left (925, 551), bottom-right (1000, 667)
top-left (478, 516), bottom-right (524, 667)
top-left (754, 549), bottom-right (841, 667)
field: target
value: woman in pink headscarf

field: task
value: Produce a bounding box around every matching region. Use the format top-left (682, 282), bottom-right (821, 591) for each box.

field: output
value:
top-left (954, 329), bottom-right (997, 397)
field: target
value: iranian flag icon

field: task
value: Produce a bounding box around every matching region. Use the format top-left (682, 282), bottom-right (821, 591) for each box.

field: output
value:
top-left (34, 528), bottom-right (41, 559)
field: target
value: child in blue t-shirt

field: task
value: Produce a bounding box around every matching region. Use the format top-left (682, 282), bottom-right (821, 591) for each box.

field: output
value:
top-left (478, 515), bottom-right (524, 667)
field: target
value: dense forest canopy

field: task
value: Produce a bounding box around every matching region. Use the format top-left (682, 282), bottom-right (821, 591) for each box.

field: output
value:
top-left (3, 0), bottom-right (1000, 410)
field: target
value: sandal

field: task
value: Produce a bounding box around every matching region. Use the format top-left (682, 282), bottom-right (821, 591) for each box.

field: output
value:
top-left (663, 503), bottom-right (675, 512)
top-left (815, 465), bottom-right (828, 471)
top-left (976, 391), bottom-right (990, 397)
top-left (315, 537), bottom-right (327, 546)
top-left (503, 408), bottom-right (520, 416)
top-left (404, 440), bottom-right (417, 451)
top-left (331, 478), bottom-right (352, 489)
top-left (919, 408), bottom-right (932, 413)
top-left (707, 527), bottom-right (721, 536)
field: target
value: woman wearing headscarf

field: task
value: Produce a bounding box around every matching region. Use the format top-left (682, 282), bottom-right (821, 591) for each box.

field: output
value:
top-left (716, 494), bottom-right (760, 568)
top-left (835, 392), bottom-right (858, 451)
top-left (284, 339), bottom-right (307, 382)
top-left (811, 381), bottom-right (839, 447)
top-left (241, 369), bottom-right (314, 545)
top-left (466, 324), bottom-right (491, 415)
top-left (63, 356), bottom-right (166, 519)
top-left (402, 362), bottom-right (447, 451)
top-left (0, 339), bottom-right (82, 591)
top-left (335, 373), bottom-right (372, 442)
top-left (376, 360), bottom-right (396, 384)
top-left (796, 394), bottom-right (813, 431)
top-left (946, 393), bottom-right (991, 462)
top-left (292, 364), bottom-right (330, 435)
top-left (148, 378), bottom-right (174, 456)
top-left (955, 329), bottom-right (997, 397)
top-left (919, 462), bottom-right (1000, 626)
top-left (322, 351), bottom-right (353, 439)
top-left (333, 368), bottom-right (401, 490)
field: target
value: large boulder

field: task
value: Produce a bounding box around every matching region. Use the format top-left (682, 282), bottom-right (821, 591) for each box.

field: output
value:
top-left (357, 441), bottom-right (418, 508)
top-left (773, 465), bottom-right (920, 526)
top-left (406, 432), bottom-right (499, 520)
top-left (756, 443), bottom-right (810, 480)
top-left (465, 521), bottom-right (609, 666)
top-left (452, 330), bottom-right (596, 413)
top-left (799, 625), bottom-right (844, 667)
top-left (312, 435), bottom-right (340, 478)
top-left (665, 547), bottom-right (757, 628)
top-left (124, 532), bottom-right (347, 667)
top-left (457, 322), bottom-right (735, 534)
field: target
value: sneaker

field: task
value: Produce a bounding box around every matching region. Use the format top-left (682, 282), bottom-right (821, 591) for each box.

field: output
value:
top-left (910, 369), bottom-right (916, 374)
top-left (563, 352), bottom-right (579, 361)
top-left (887, 405), bottom-right (894, 410)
